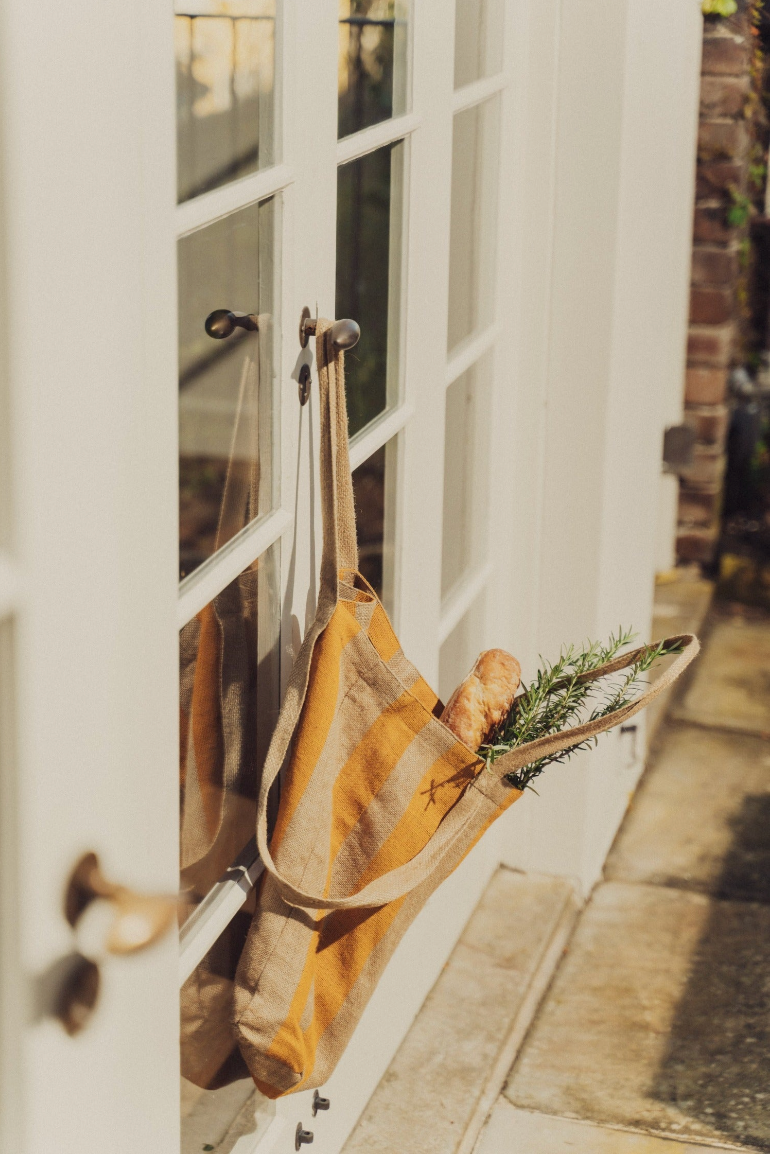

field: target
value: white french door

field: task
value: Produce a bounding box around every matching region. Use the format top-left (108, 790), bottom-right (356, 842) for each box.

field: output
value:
top-left (0, 0), bottom-right (525, 1151)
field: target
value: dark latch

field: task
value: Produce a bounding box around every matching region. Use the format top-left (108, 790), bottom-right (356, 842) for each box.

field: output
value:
top-left (295, 1124), bottom-right (314, 1149)
top-left (662, 424), bottom-right (696, 473)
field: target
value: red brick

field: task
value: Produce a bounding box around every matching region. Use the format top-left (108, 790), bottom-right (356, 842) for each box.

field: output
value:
top-left (701, 34), bottom-right (750, 76)
top-left (679, 447), bottom-right (727, 487)
top-left (684, 403), bottom-right (730, 445)
top-left (696, 161), bottom-right (745, 201)
top-left (698, 120), bottom-right (749, 162)
top-left (678, 487), bottom-right (723, 528)
top-left (690, 286), bottom-right (734, 324)
top-left (685, 367), bottom-right (728, 404)
top-left (676, 527), bottom-right (719, 564)
top-left (693, 206), bottom-right (736, 244)
top-left (691, 245), bottom-right (739, 286)
top-left (687, 323), bottom-right (735, 367)
top-left (699, 75), bottom-right (750, 118)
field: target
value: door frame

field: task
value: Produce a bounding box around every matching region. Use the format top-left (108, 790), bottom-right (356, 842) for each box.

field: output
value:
top-left (0, 0), bottom-right (552, 1151)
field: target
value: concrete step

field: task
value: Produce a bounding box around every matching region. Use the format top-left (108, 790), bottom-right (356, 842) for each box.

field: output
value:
top-left (476, 1102), bottom-right (754, 1153)
top-left (342, 869), bottom-right (579, 1154)
top-left (606, 721), bottom-right (770, 902)
top-left (505, 881), bottom-right (770, 1151)
top-left (673, 610), bottom-right (770, 737)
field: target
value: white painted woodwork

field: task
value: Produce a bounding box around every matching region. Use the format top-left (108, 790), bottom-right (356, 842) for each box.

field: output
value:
top-left (0, 2), bottom-right (180, 1151)
top-left (0, 0), bottom-right (703, 1149)
top-left (498, 0), bottom-right (703, 891)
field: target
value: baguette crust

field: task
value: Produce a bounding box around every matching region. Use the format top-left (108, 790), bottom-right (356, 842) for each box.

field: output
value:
top-left (440, 649), bottom-right (521, 752)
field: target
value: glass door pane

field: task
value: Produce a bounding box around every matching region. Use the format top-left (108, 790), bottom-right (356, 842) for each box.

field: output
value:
top-left (454, 0), bottom-right (504, 89)
top-left (181, 905), bottom-right (275, 1153)
top-left (352, 436), bottom-right (398, 611)
top-left (336, 142), bottom-right (404, 436)
top-left (447, 97), bottom-right (500, 353)
top-left (175, 0), bottom-right (276, 204)
top-left (178, 197), bottom-right (278, 581)
top-left (441, 353), bottom-right (491, 599)
top-left (179, 543), bottom-right (280, 917)
top-left (338, 1), bottom-right (408, 139)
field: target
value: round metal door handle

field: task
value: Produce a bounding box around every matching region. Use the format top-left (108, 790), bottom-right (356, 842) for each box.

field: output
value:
top-left (299, 305), bottom-right (360, 351)
top-left (64, 852), bottom-right (176, 956)
top-left (295, 1123), bottom-right (314, 1148)
top-left (204, 309), bottom-right (259, 339)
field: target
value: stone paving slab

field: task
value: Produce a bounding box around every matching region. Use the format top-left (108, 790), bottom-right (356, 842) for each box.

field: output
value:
top-left (342, 869), bottom-right (579, 1154)
top-left (475, 1102), bottom-right (752, 1153)
top-left (606, 723), bottom-right (770, 900)
top-left (505, 882), bottom-right (770, 1151)
top-left (673, 614), bottom-right (770, 736)
top-left (647, 578), bottom-right (714, 745)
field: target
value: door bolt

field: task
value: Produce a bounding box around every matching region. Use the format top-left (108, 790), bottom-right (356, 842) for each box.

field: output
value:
top-left (312, 1090), bottom-right (331, 1116)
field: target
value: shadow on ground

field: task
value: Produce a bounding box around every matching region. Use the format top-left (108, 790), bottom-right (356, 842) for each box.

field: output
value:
top-left (652, 793), bottom-right (770, 1150)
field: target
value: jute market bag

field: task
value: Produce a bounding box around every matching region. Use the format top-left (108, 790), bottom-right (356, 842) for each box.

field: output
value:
top-left (233, 319), bottom-right (700, 1098)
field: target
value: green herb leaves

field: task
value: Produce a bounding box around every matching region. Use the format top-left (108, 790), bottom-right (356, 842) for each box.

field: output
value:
top-left (480, 631), bottom-right (684, 793)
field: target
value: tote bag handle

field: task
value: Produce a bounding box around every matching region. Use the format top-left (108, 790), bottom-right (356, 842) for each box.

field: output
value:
top-left (258, 635), bottom-right (699, 912)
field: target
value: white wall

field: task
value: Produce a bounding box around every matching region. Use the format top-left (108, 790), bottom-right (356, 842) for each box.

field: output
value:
top-left (499, 0), bottom-right (702, 893)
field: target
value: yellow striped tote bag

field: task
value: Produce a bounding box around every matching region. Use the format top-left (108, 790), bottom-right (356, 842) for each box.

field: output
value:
top-left (233, 319), bottom-right (699, 1098)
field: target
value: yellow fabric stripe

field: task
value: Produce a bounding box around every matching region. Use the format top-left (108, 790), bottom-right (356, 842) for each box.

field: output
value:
top-left (356, 740), bottom-right (481, 889)
top-left (288, 739), bottom-right (480, 1087)
top-left (366, 603), bottom-right (403, 664)
top-left (330, 692), bottom-right (431, 859)
top-left (270, 604), bottom-right (361, 851)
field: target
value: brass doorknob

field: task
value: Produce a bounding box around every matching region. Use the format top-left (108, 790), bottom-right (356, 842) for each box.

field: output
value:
top-left (64, 852), bottom-right (176, 956)
top-left (204, 309), bottom-right (259, 339)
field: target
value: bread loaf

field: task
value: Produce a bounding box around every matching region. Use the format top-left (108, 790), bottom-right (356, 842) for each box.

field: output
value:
top-left (440, 649), bottom-right (521, 752)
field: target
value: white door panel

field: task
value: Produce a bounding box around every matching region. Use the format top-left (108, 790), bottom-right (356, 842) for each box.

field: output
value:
top-left (0, 0), bottom-right (552, 1151)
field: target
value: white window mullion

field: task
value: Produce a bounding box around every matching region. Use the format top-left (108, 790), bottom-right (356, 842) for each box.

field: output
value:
top-left (349, 402), bottom-right (414, 472)
top-left (445, 323), bottom-right (499, 388)
top-left (336, 112), bottom-right (422, 167)
top-left (452, 70), bottom-right (509, 115)
top-left (175, 163), bottom-right (294, 237)
top-left (179, 844), bottom-right (263, 986)
top-left (177, 507), bottom-right (292, 629)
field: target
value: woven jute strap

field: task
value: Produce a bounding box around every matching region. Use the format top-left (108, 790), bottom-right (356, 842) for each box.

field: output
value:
top-left (254, 321), bottom-right (359, 901)
top-left (254, 323), bottom-right (700, 912)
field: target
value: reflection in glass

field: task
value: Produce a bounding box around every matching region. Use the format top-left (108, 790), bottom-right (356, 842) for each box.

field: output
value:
top-left (454, 0), bottom-right (504, 90)
top-left (179, 542), bottom-right (280, 916)
top-left (351, 439), bottom-right (397, 614)
top-left (442, 354), bottom-right (491, 600)
top-left (338, 0), bottom-right (407, 139)
top-left (175, 0), bottom-right (276, 205)
top-left (448, 97), bottom-right (500, 354)
top-left (181, 909), bottom-right (275, 1152)
top-left (439, 595), bottom-right (486, 703)
top-left (337, 143), bottom-right (404, 437)
top-left (178, 198), bottom-right (276, 581)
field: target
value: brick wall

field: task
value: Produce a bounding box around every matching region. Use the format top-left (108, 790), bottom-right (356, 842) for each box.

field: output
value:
top-left (677, 14), bottom-right (753, 564)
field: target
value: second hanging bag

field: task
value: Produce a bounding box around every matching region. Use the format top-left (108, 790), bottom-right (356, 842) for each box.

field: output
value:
top-left (232, 320), bottom-right (699, 1098)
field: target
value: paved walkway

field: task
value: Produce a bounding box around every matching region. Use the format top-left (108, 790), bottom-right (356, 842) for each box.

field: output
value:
top-left (482, 603), bottom-right (770, 1152)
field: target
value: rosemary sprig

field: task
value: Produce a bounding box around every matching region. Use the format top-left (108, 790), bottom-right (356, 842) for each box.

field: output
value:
top-left (480, 631), bottom-right (684, 793)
